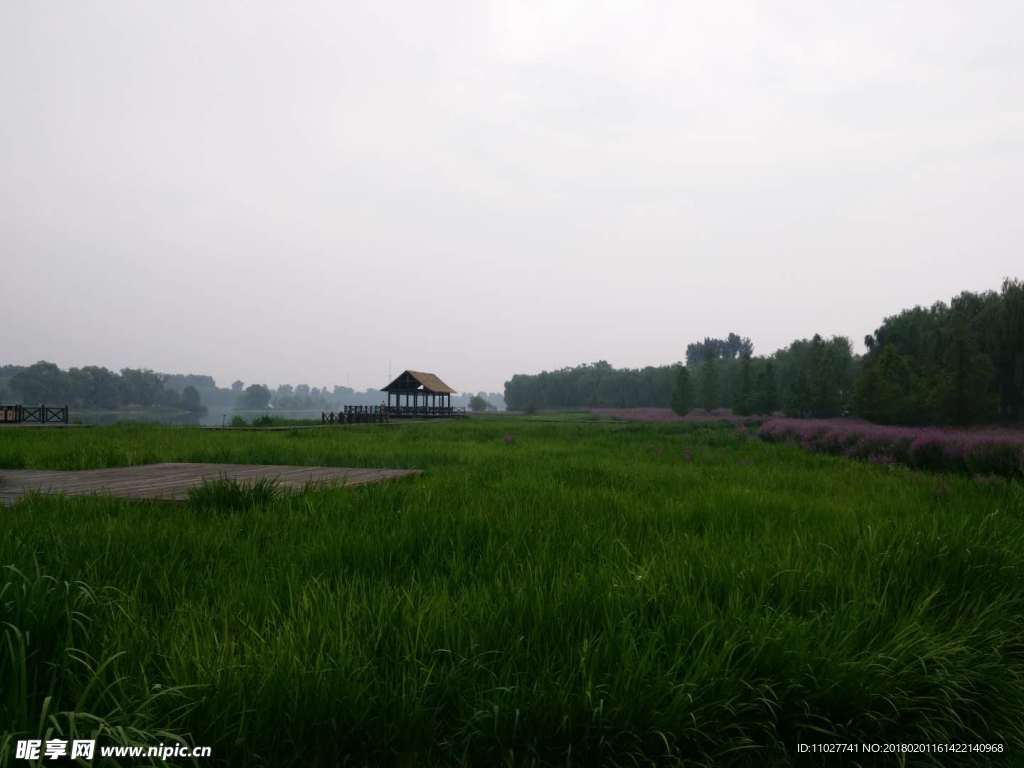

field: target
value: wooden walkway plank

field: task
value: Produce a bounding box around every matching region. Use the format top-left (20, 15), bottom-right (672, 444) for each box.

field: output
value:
top-left (0, 463), bottom-right (420, 505)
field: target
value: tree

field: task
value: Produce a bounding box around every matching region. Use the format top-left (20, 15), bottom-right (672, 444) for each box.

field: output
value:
top-left (10, 361), bottom-right (71, 404)
top-left (734, 352), bottom-right (753, 415)
top-left (238, 384), bottom-right (271, 410)
top-left (941, 321), bottom-right (996, 425)
top-left (181, 385), bottom-right (206, 414)
top-left (985, 278), bottom-right (1024, 419)
top-left (685, 333), bottom-right (752, 367)
top-left (503, 362), bottom-right (676, 411)
top-left (671, 366), bottom-right (692, 416)
top-left (700, 353), bottom-right (718, 410)
top-left (856, 286), bottom-right (1011, 425)
top-left (231, 380), bottom-right (244, 394)
top-left (753, 362), bottom-right (778, 414)
top-left (67, 366), bottom-right (121, 409)
top-left (776, 335), bottom-right (854, 418)
top-left (160, 388), bottom-right (181, 408)
top-left (119, 369), bottom-right (165, 407)
top-left (468, 394), bottom-right (491, 412)
top-left (856, 345), bottom-right (920, 424)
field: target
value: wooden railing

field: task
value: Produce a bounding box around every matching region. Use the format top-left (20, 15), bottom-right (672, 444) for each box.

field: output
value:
top-left (321, 405), bottom-right (467, 424)
top-left (330, 406), bottom-right (389, 423)
top-left (0, 404), bottom-right (69, 425)
top-left (386, 405), bottom-right (466, 418)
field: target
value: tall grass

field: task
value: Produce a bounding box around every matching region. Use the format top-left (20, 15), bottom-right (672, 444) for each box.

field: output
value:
top-left (1, 420), bottom-right (1023, 765)
top-left (0, 566), bottom-right (196, 767)
top-left (187, 477), bottom-right (281, 512)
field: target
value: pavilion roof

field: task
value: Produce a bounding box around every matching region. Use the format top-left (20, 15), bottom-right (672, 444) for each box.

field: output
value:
top-left (381, 370), bottom-right (456, 394)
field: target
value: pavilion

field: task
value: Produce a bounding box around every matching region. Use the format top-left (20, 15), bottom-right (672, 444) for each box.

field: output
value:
top-left (381, 370), bottom-right (458, 417)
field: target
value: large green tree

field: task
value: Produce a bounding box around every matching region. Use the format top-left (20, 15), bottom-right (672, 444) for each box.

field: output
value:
top-left (941, 320), bottom-right (996, 425)
top-left (68, 366), bottom-right (121, 409)
top-left (671, 366), bottom-right (693, 416)
top-left (985, 278), bottom-right (1024, 419)
top-left (734, 352), bottom-right (753, 415)
top-left (856, 346), bottom-right (924, 424)
top-left (700, 354), bottom-right (719, 410)
top-left (468, 394), bottom-right (492, 412)
top-left (181, 385), bottom-right (206, 414)
top-left (753, 362), bottom-right (779, 414)
top-left (239, 384), bottom-right (272, 410)
top-left (119, 369), bottom-right (165, 407)
top-left (777, 335), bottom-right (854, 417)
top-left (10, 361), bottom-right (71, 404)
top-left (856, 284), bottom-right (1019, 425)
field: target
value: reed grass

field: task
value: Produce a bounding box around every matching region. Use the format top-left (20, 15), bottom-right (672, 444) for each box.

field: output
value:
top-left (187, 477), bottom-right (281, 512)
top-left (1, 419), bottom-right (1023, 766)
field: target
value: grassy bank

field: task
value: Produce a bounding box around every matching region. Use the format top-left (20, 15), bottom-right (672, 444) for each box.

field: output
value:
top-left (2, 419), bottom-right (1023, 766)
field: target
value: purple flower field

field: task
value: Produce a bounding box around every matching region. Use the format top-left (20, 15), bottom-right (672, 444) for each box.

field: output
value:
top-left (759, 418), bottom-right (1024, 477)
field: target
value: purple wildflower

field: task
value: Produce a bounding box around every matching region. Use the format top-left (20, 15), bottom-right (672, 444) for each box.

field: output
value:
top-left (757, 417), bottom-right (1024, 479)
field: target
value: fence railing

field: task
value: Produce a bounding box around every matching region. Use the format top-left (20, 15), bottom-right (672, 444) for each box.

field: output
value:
top-left (0, 404), bottom-right (69, 425)
top-left (321, 405), bottom-right (467, 424)
top-left (385, 405), bottom-right (466, 418)
top-left (325, 406), bottom-right (389, 424)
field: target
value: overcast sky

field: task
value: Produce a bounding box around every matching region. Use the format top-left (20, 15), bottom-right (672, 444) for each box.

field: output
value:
top-left (2, 2), bottom-right (1021, 393)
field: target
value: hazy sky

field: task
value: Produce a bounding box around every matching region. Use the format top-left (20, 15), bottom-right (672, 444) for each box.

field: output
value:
top-left (2, 2), bottom-right (1021, 393)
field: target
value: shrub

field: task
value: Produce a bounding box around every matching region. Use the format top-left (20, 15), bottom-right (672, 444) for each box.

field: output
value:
top-left (966, 442), bottom-right (1024, 477)
top-left (909, 435), bottom-right (960, 472)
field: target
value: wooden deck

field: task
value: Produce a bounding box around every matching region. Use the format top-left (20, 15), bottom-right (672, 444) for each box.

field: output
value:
top-left (0, 463), bottom-right (420, 505)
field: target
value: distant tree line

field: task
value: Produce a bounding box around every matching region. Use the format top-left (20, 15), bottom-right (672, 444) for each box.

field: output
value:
top-left (504, 279), bottom-right (1024, 426)
top-left (0, 362), bottom-right (206, 413)
top-left (0, 363), bottom-right (508, 414)
top-left (502, 337), bottom-right (834, 416)
top-left (504, 362), bottom-right (677, 412)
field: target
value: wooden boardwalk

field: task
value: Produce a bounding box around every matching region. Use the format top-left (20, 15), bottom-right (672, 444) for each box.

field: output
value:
top-left (0, 463), bottom-right (420, 505)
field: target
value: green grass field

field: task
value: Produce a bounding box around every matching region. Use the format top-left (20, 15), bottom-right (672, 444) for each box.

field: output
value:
top-left (2, 418), bottom-right (1024, 766)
